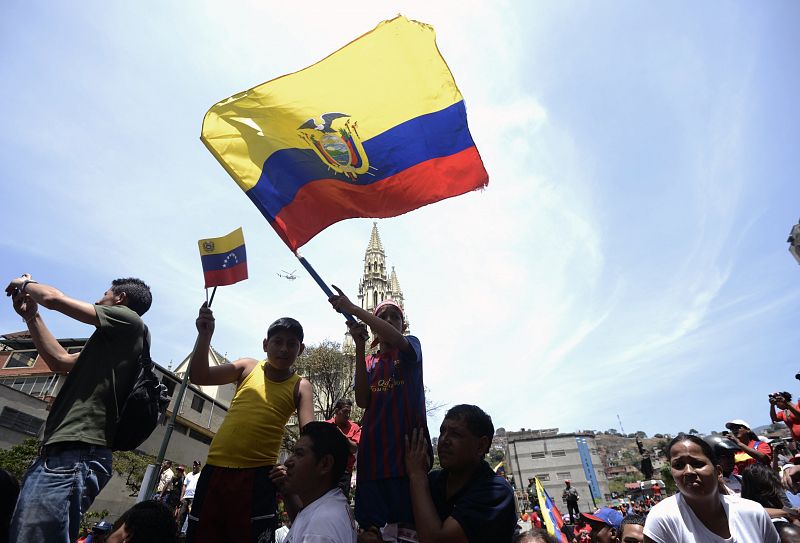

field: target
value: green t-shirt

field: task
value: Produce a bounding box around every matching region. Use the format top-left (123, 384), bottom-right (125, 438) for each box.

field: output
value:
top-left (44, 304), bottom-right (145, 447)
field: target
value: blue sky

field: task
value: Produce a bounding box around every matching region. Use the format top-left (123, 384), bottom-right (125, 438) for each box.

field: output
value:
top-left (2, 1), bottom-right (799, 437)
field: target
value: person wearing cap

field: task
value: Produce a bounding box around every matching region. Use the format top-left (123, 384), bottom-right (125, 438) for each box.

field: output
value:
top-left (580, 508), bottom-right (622, 543)
top-left (562, 480), bottom-right (580, 524)
top-left (186, 305), bottom-right (314, 543)
top-left (702, 435), bottom-right (742, 494)
top-left (176, 460), bottom-right (201, 535)
top-left (329, 288), bottom-right (432, 535)
top-left (160, 465), bottom-right (185, 512)
top-left (725, 419), bottom-right (772, 475)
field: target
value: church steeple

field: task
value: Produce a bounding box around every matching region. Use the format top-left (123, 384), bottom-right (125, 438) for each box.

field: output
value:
top-left (345, 223), bottom-right (409, 354)
top-left (359, 222), bottom-right (392, 312)
top-left (366, 222), bottom-right (384, 253)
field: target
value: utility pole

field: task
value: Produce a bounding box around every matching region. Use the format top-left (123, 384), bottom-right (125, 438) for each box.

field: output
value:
top-left (617, 414), bottom-right (625, 436)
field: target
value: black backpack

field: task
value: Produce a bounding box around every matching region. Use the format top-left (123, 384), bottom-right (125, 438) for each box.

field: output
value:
top-left (112, 326), bottom-right (171, 451)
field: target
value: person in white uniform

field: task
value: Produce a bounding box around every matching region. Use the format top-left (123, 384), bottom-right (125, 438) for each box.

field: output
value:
top-left (275, 421), bottom-right (356, 543)
top-left (644, 434), bottom-right (779, 543)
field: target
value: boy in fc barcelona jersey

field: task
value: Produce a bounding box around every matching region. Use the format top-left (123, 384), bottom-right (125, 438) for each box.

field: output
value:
top-left (329, 287), bottom-right (432, 536)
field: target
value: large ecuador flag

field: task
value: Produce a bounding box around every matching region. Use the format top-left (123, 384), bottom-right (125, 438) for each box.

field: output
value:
top-left (535, 477), bottom-right (568, 543)
top-left (198, 228), bottom-right (248, 288)
top-left (201, 15), bottom-right (488, 252)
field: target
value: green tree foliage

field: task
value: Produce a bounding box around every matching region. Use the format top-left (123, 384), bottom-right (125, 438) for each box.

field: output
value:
top-left (608, 475), bottom-right (640, 496)
top-left (0, 438), bottom-right (40, 481)
top-left (112, 450), bottom-right (155, 495)
top-left (294, 340), bottom-right (359, 421)
top-left (660, 463), bottom-right (677, 493)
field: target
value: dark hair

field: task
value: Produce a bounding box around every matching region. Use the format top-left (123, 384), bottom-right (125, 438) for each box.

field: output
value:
top-left (741, 463), bottom-right (788, 509)
top-left (267, 317), bottom-right (304, 342)
top-left (777, 391), bottom-right (794, 403)
top-left (515, 528), bottom-right (557, 543)
top-left (444, 404), bottom-right (494, 454)
top-left (667, 434), bottom-right (718, 466)
top-left (112, 500), bottom-right (176, 543)
top-left (0, 469), bottom-right (19, 543)
top-left (334, 398), bottom-right (353, 410)
top-left (300, 421), bottom-right (349, 487)
top-left (111, 278), bottom-right (152, 316)
top-left (619, 514), bottom-right (646, 536)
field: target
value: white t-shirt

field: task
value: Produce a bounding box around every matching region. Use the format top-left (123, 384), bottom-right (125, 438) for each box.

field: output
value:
top-left (157, 467), bottom-right (174, 492)
top-left (644, 493), bottom-right (779, 543)
top-left (286, 488), bottom-right (356, 543)
top-left (183, 471), bottom-right (200, 499)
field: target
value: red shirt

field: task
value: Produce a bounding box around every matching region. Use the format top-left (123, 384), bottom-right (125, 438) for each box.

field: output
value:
top-left (733, 439), bottom-right (772, 475)
top-left (326, 417), bottom-right (361, 472)
top-left (776, 404), bottom-right (800, 441)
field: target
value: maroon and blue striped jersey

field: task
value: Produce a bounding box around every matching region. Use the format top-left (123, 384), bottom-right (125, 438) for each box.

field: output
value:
top-left (357, 335), bottom-right (431, 481)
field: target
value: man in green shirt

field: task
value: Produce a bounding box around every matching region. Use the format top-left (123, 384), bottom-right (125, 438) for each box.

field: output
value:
top-left (5, 273), bottom-right (152, 543)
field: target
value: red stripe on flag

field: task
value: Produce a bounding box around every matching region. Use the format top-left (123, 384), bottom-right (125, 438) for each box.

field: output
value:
top-left (272, 146), bottom-right (488, 251)
top-left (203, 261), bottom-right (248, 288)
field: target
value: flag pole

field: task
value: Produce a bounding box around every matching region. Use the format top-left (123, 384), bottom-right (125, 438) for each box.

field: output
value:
top-left (207, 286), bottom-right (218, 307)
top-left (295, 254), bottom-right (356, 322)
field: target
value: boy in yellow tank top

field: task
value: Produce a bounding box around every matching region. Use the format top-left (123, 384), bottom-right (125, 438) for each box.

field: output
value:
top-left (186, 303), bottom-right (314, 543)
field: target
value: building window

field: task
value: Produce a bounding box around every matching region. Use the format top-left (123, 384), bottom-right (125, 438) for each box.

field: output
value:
top-left (551, 449), bottom-right (566, 457)
top-left (189, 429), bottom-right (212, 445)
top-left (557, 472), bottom-right (572, 479)
top-left (0, 406), bottom-right (44, 436)
top-left (174, 422), bottom-right (189, 435)
top-left (531, 451), bottom-right (546, 459)
top-left (3, 350), bottom-right (38, 369)
top-left (191, 395), bottom-right (205, 413)
top-left (537, 473), bottom-right (550, 481)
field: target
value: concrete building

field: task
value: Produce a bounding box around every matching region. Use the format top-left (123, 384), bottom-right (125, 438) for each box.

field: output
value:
top-left (505, 428), bottom-right (610, 514)
top-left (0, 330), bottom-right (234, 517)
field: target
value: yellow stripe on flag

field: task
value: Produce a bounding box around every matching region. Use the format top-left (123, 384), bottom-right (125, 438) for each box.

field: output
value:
top-left (201, 15), bottom-right (464, 192)
top-left (198, 227), bottom-right (245, 256)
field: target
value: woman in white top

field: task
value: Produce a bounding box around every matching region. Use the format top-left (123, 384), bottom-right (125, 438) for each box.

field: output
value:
top-left (644, 434), bottom-right (779, 543)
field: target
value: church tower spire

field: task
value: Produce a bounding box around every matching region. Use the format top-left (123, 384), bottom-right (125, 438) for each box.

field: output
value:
top-left (345, 223), bottom-right (409, 354)
top-left (358, 222), bottom-right (391, 312)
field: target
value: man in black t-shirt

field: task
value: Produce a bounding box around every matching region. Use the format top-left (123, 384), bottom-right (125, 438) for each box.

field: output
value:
top-left (406, 404), bottom-right (516, 543)
top-left (5, 274), bottom-right (152, 542)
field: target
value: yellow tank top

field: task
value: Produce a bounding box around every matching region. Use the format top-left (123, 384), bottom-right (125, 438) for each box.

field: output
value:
top-left (206, 361), bottom-right (301, 468)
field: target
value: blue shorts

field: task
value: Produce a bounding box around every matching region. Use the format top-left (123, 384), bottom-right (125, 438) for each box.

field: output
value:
top-left (355, 477), bottom-right (414, 529)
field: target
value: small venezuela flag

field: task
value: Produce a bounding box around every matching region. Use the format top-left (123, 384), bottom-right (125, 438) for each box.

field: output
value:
top-left (201, 15), bottom-right (488, 252)
top-left (198, 228), bottom-right (248, 288)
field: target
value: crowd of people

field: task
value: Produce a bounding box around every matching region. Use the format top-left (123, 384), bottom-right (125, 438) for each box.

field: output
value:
top-left (4, 272), bottom-right (800, 543)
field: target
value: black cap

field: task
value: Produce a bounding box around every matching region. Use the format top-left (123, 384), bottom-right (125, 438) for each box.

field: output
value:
top-left (267, 317), bottom-right (304, 342)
